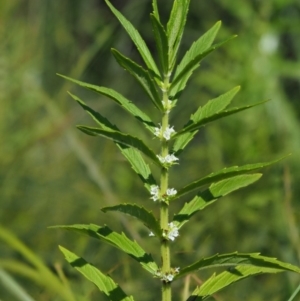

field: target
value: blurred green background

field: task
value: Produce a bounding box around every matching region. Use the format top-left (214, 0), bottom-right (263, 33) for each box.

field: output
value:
top-left (1, 0), bottom-right (300, 300)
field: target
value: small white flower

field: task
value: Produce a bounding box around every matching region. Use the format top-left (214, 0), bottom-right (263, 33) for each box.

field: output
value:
top-left (163, 126), bottom-right (175, 140)
top-left (154, 126), bottom-right (161, 138)
top-left (167, 222), bottom-right (179, 241)
top-left (165, 274), bottom-right (174, 282)
top-left (166, 188), bottom-right (177, 197)
top-left (149, 232), bottom-right (155, 237)
top-left (157, 154), bottom-right (179, 165)
top-left (150, 185), bottom-right (160, 201)
top-left (154, 125), bottom-right (176, 141)
top-left (174, 267), bottom-right (180, 273)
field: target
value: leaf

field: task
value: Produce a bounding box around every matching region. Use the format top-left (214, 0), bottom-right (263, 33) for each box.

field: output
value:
top-left (167, 0), bottom-right (191, 70)
top-left (111, 49), bottom-right (163, 111)
top-left (170, 35), bottom-right (236, 91)
top-left (105, 0), bottom-right (160, 77)
top-left (58, 74), bottom-right (156, 133)
top-left (102, 204), bottom-right (161, 237)
top-left (117, 147), bottom-right (157, 191)
top-left (150, 14), bottom-right (169, 74)
top-left (152, 0), bottom-right (160, 21)
top-left (77, 125), bottom-right (161, 167)
top-left (185, 253), bottom-right (300, 300)
top-left (173, 174), bottom-right (262, 229)
top-left (59, 246), bottom-right (134, 301)
top-left (68, 92), bottom-right (119, 131)
top-left (63, 91), bottom-right (156, 190)
top-left (169, 21), bottom-right (221, 99)
top-left (172, 86), bottom-right (240, 154)
top-left (55, 225), bottom-right (159, 275)
top-left (174, 100), bottom-right (268, 138)
top-left (174, 157), bottom-right (283, 199)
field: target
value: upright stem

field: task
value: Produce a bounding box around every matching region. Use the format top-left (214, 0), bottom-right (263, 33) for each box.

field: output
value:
top-left (160, 74), bottom-right (171, 301)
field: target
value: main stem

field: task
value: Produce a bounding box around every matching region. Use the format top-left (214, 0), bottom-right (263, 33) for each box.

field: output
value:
top-left (160, 74), bottom-right (171, 301)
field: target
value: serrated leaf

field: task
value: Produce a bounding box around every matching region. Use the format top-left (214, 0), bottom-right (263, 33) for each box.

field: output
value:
top-left (59, 78), bottom-right (156, 190)
top-left (58, 74), bottom-right (156, 133)
top-left (102, 204), bottom-right (161, 237)
top-left (150, 14), bottom-right (169, 74)
top-left (105, 0), bottom-right (160, 77)
top-left (170, 35), bottom-right (236, 91)
top-left (68, 92), bottom-right (119, 131)
top-left (55, 225), bottom-right (158, 275)
top-left (77, 125), bottom-right (161, 167)
top-left (172, 86), bottom-right (240, 154)
top-left (174, 100), bottom-right (268, 138)
top-left (173, 174), bottom-right (262, 228)
top-left (167, 0), bottom-right (191, 70)
top-left (180, 252), bottom-right (300, 278)
top-left (118, 147), bottom-right (156, 191)
top-left (186, 253), bottom-right (300, 300)
top-left (111, 49), bottom-right (163, 111)
top-left (59, 246), bottom-right (134, 301)
top-left (174, 157), bottom-right (283, 199)
top-left (170, 21), bottom-right (221, 99)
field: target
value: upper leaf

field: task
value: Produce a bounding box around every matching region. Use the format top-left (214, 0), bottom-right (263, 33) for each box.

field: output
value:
top-left (172, 86), bottom-right (240, 154)
top-left (105, 0), bottom-right (160, 77)
top-left (173, 174), bottom-right (262, 229)
top-left (173, 157), bottom-right (283, 199)
top-left (58, 74), bottom-right (156, 133)
top-left (174, 100), bottom-right (268, 139)
top-left (150, 14), bottom-right (169, 74)
top-left (170, 36), bottom-right (236, 90)
top-left (102, 204), bottom-right (161, 237)
top-left (77, 125), bottom-right (162, 167)
top-left (68, 92), bottom-right (118, 131)
top-left (186, 253), bottom-right (300, 300)
top-left (117, 147), bottom-right (157, 191)
top-left (59, 246), bottom-right (134, 301)
top-left (167, 0), bottom-right (191, 70)
top-left (55, 224), bottom-right (159, 275)
top-left (111, 49), bottom-right (163, 111)
top-left (170, 20), bottom-right (222, 98)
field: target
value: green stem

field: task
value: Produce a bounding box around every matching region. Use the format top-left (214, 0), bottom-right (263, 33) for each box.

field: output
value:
top-left (160, 75), bottom-right (171, 301)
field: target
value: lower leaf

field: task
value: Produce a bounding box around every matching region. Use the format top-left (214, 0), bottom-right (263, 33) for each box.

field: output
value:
top-left (184, 253), bottom-right (300, 300)
top-left (59, 246), bottom-right (134, 301)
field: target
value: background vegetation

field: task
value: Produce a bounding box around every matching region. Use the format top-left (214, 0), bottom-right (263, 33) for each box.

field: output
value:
top-left (1, 0), bottom-right (300, 300)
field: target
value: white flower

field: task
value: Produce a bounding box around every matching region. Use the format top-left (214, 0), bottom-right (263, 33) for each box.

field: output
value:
top-left (157, 154), bottom-right (179, 165)
top-left (154, 127), bottom-right (162, 138)
top-left (154, 125), bottom-right (176, 141)
top-left (167, 222), bottom-right (179, 241)
top-left (164, 274), bottom-right (174, 282)
top-left (163, 126), bottom-right (175, 140)
top-left (149, 232), bottom-right (155, 237)
top-left (166, 188), bottom-right (177, 197)
top-left (174, 267), bottom-right (180, 273)
top-left (150, 185), bottom-right (160, 201)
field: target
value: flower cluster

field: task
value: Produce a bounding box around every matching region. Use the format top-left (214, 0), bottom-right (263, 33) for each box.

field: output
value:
top-left (157, 154), bottom-right (179, 165)
top-left (155, 267), bottom-right (180, 283)
top-left (162, 222), bottom-right (179, 241)
top-left (150, 185), bottom-right (177, 202)
top-left (154, 125), bottom-right (175, 140)
top-left (166, 188), bottom-right (177, 197)
top-left (150, 185), bottom-right (160, 201)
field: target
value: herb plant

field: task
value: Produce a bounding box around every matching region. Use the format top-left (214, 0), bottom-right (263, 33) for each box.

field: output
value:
top-left (54, 0), bottom-right (300, 300)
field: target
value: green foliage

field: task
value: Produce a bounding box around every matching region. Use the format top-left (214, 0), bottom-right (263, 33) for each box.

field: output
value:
top-left (2, 0), bottom-right (300, 300)
top-left (53, 1), bottom-right (300, 301)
